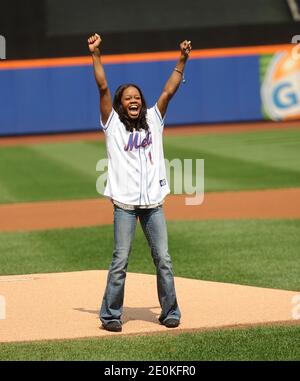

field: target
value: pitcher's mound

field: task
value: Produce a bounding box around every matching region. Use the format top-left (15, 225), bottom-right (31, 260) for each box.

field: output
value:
top-left (0, 270), bottom-right (299, 343)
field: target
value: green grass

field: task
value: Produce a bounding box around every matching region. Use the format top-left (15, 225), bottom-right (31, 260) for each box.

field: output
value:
top-left (0, 142), bottom-right (105, 203)
top-left (0, 325), bottom-right (299, 360)
top-left (0, 219), bottom-right (299, 291)
top-left (164, 128), bottom-right (300, 192)
top-left (0, 128), bottom-right (300, 203)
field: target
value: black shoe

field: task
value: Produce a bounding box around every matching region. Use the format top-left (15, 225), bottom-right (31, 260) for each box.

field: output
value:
top-left (103, 321), bottom-right (122, 332)
top-left (163, 318), bottom-right (180, 328)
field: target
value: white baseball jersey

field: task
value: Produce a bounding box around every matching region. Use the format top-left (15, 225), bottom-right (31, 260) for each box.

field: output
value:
top-left (100, 103), bottom-right (170, 205)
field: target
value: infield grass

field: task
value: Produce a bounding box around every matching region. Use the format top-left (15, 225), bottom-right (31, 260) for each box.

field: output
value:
top-left (0, 128), bottom-right (300, 203)
top-left (0, 219), bottom-right (299, 291)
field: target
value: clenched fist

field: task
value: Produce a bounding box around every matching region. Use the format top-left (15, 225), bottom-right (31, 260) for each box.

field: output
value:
top-left (180, 40), bottom-right (192, 58)
top-left (88, 33), bottom-right (102, 53)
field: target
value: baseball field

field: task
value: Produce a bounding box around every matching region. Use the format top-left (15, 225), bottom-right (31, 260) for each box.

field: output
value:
top-left (0, 122), bottom-right (300, 360)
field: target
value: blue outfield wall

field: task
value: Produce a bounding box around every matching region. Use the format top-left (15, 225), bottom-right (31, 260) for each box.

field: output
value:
top-left (0, 56), bottom-right (262, 135)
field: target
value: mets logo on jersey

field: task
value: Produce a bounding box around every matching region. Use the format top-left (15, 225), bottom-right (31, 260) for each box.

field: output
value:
top-left (124, 131), bottom-right (152, 151)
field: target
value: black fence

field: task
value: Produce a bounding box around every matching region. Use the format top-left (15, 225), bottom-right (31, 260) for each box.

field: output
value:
top-left (0, 0), bottom-right (299, 59)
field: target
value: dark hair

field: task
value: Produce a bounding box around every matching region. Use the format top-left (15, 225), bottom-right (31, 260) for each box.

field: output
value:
top-left (113, 83), bottom-right (149, 132)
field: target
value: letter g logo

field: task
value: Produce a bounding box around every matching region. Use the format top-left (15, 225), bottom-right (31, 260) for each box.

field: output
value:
top-left (273, 83), bottom-right (298, 109)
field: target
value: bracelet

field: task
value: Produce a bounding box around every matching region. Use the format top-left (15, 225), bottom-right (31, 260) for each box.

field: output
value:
top-left (174, 68), bottom-right (186, 84)
top-left (174, 68), bottom-right (183, 75)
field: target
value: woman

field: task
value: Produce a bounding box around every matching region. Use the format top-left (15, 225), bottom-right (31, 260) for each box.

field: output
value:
top-left (88, 33), bottom-right (192, 332)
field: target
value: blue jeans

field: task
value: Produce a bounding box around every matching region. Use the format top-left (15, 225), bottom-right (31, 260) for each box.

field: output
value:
top-left (100, 205), bottom-right (181, 325)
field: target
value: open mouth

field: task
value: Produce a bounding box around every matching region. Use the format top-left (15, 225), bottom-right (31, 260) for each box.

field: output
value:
top-left (128, 104), bottom-right (140, 117)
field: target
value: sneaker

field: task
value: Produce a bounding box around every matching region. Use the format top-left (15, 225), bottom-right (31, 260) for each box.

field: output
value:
top-left (163, 318), bottom-right (180, 328)
top-left (103, 321), bottom-right (122, 332)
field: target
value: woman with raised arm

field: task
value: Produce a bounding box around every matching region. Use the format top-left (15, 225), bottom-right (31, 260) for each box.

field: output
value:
top-left (88, 33), bottom-right (192, 332)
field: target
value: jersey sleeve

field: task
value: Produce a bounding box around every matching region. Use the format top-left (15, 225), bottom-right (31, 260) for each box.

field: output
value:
top-left (148, 103), bottom-right (165, 133)
top-left (100, 109), bottom-right (117, 133)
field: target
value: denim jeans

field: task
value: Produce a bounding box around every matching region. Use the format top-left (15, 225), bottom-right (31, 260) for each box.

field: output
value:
top-left (100, 205), bottom-right (181, 326)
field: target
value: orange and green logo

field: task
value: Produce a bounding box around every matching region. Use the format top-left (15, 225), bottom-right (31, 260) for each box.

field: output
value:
top-left (260, 47), bottom-right (300, 121)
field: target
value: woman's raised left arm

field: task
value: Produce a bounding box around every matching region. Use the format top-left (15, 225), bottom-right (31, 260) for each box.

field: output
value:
top-left (157, 40), bottom-right (192, 118)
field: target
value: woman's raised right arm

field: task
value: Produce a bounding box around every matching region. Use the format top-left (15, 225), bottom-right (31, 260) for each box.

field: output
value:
top-left (88, 33), bottom-right (112, 125)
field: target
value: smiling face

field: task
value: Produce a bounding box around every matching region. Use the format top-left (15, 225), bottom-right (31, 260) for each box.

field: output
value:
top-left (121, 86), bottom-right (142, 119)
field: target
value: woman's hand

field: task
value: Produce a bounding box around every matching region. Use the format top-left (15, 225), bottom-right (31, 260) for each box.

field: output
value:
top-left (88, 33), bottom-right (102, 54)
top-left (180, 40), bottom-right (192, 58)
